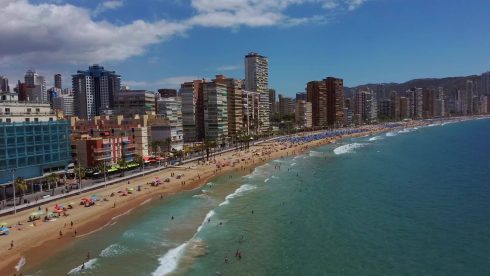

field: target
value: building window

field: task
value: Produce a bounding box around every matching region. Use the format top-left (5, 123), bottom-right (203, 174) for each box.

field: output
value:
top-left (5, 108), bottom-right (10, 114)
top-left (34, 118), bottom-right (39, 122)
top-left (25, 118), bottom-right (30, 122)
top-left (49, 117), bottom-right (53, 121)
top-left (6, 118), bottom-right (11, 123)
top-left (27, 108), bottom-right (31, 114)
top-left (36, 108), bottom-right (40, 113)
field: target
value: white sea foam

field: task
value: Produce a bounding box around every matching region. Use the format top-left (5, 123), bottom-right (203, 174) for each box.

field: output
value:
top-left (290, 163), bottom-right (297, 167)
top-left (271, 175), bottom-right (279, 179)
top-left (368, 136), bottom-right (382, 141)
top-left (192, 193), bottom-right (209, 199)
top-left (333, 143), bottom-right (366, 155)
top-left (152, 243), bottom-right (187, 276)
top-left (264, 178), bottom-right (270, 183)
top-left (67, 258), bottom-right (97, 274)
top-left (386, 132), bottom-right (398, 137)
top-left (153, 183), bottom-right (257, 276)
top-left (309, 151), bottom-right (324, 157)
top-left (15, 256), bottom-right (26, 271)
top-left (100, 243), bottom-right (127, 258)
top-left (196, 210), bottom-right (215, 233)
top-left (140, 198), bottom-right (152, 206)
top-left (111, 208), bottom-right (135, 221)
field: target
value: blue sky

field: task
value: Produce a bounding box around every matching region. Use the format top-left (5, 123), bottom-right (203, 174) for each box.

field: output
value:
top-left (1, 0), bottom-right (490, 96)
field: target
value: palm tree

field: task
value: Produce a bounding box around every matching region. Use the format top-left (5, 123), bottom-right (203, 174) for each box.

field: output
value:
top-left (14, 177), bottom-right (27, 205)
top-left (117, 158), bottom-right (128, 176)
top-left (47, 173), bottom-right (57, 191)
top-left (133, 154), bottom-right (144, 171)
top-left (96, 161), bottom-right (109, 181)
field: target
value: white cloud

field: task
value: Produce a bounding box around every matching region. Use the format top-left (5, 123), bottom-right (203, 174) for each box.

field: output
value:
top-left (0, 0), bottom-right (188, 65)
top-left (93, 0), bottom-right (124, 16)
top-left (0, 0), bottom-right (368, 69)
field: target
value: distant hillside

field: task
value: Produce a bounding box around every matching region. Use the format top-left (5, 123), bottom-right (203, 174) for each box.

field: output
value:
top-left (345, 75), bottom-right (481, 98)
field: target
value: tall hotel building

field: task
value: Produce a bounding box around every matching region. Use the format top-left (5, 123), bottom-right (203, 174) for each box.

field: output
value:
top-left (306, 81), bottom-right (327, 127)
top-left (214, 75), bottom-right (243, 138)
top-left (180, 80), bottom-right (204, 142)
top-left (325, 77), bottom-right (345, 127)
top-left (203, 82), bottom-right (228, 141)
top-left (245, 52), bottom-right (270, 133)
top-left (72, 65), bottom-right (121, 119)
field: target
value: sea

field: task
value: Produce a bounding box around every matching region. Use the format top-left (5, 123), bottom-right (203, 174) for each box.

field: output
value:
top-left (22, 118), bottom-right (490, 275)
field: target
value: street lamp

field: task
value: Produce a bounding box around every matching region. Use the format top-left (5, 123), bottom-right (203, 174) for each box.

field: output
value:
top-left (11, 169), bottom-right (16, 214)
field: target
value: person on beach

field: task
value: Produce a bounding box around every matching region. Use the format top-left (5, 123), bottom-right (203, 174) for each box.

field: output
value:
top-left (224, 256), bottom-right (229, 263)
top-left (10, 240), bottom-right (13, 250)
top-left (74, 229), bottom-right (77, 237)
top-left (86, 251), bottom-right (90, 260)
top-left (59, 230), bottom-right (63, 238)
top-left (171, 216), bottom-right (174, 220)
top-left (71, 221), bottom-right (74, 228)
top-left (81, 262), bottom-right (85, 270)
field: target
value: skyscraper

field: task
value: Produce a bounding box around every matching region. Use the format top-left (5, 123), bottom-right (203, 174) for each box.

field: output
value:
top-left (306, 81), bottom-right (327, 127)
top-left (295, 100), bottom-right (312, 128)
top-left (54, 74), bottom-right (62, 89)
top-left (24, 69), bottom-right (47, 103)
top-left (481, 72), bottom-right (490, 96)
top-left (203, 81), bottom-right (228, 141)
top-left (325, 77), bottom-right (345, 127)
top-left (245, 52), bottom-right (270, 133)
top-left (72, 65), bottom-right (120, 118)
top-left (180, 80), bottom-right (204, 142)
top-left (214, 75), bottom-right (243, 138)
top-left (0, 76), bottom-right (9, 92)
top-left (269, 89), bottom-right (276, 116)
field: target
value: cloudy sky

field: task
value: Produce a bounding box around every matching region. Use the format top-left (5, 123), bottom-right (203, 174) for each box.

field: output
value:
top-left (1, 0), bottom-right (490, 95)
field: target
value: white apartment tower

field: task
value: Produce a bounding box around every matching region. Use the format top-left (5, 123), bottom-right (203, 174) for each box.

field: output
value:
top-left (245, 52), bottom-right (270, 133)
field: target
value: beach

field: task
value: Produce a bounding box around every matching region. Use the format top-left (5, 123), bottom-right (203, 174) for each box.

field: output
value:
top-left (0, 116), bottom-right (486, 275)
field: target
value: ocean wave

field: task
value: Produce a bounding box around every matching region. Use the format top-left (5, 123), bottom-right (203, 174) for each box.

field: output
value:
top-left (67, 258), bottom-right (97, 274)
top-left (140, 198), bottom-right (152, 206)
top-left (290, 163), bottom-right (297, 167)
top-left (192, 193), bottom-right (209, 199)
top-left (309, 151), bottom-right (324, 157)
top-left (264, 178), bottom-right (270, 183)
top-left (100, 243), bottom-right (128, 258)
top-left (333, 143), bottom-right (366, 155)
top-left (219, 184), bottom-right (257, 207)
top-left (111, 208), bottom-right (135, 221)
top-left (152, 243), bottom-right (187, 276)
top-left (386, 132), bottom-right (398, 137)
top-left (368, 136), bottom-right (383, 141)
top-left (153, 183), bottom-right (257, 275)
top-left (15, 256), bottom-right (26, 272)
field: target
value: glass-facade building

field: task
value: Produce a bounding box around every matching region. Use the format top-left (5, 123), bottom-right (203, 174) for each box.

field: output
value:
top-left (0, 121), bottom-right (71, 184)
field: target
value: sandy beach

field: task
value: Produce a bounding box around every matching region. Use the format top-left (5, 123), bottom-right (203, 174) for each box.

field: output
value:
top-left (0, 117), bottom-right (483, 275)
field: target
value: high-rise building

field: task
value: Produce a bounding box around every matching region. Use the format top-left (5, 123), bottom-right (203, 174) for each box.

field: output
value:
top-left (245, 52), bottom-right (269, 133)
top-left (296, 92), bottom-right (307, 101)
top-left (0, 91), bottom-right (71, 184)
top-left (114, 90), bottom-right (156, 116)
top-left (354, 89), bottom-right (377, 124)
top-left (0, 76), bottom-right (9, 92)
top-left (278, 94), bottom-right (294, 118)
top-left (295, 100), bottom-right (312, 128)
top-left (180, 80), bottom-right (204, 142)
top-left (203, 82), bottom-right (228, 141)
top-left (325, 77), bottom-right (345, 127)
top-left (72, 64), bottom-right (121, 118)
top-left (269, 89), bottom-right (276, 116)
top-left (466, 80), bottom-right (475, 114)
top-left (24, 69), bottom-right (47, 103)
top-left (54, 74), bottom-right (62, 90)
top-left (306, 81), bottom-right (327, 127)
top-left (481, 72), bottom-right (490, 96)
top-left (214, 75), bottom-right (243, 138)
top-left (155, 97), bottom-right (184, 150)
top-left (158, 89), bottom-right (178, 98)
top-left (422, 88), bottom-right (434, 118)
top-left (52, 93), bottom-right (75, 116)
top-left (378, 99), bottom-right (391, 120)
top-left (400, 97), bottom-right (410, 119)
top-left (390, 91), bottom-right (401, 121)
top-left (433, 87), bottom-right (445, 117)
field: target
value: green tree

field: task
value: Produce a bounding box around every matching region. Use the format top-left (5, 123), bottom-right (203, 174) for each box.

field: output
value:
top-left (117, 158), bottom-right (128, 176)
top-left (14, 177), bottom-right (28, 205)
top-left (47, 173), bottom-right (58, 191)
top-left (133, 154), bottom-right (144, 170)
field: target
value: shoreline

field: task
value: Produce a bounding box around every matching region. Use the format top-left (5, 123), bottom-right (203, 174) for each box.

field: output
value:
top-left (1, 115), bottom-right (488, 275)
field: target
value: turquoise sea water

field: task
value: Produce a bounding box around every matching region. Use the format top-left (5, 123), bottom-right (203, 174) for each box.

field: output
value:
top-left (23, 118), bottom-right (490, 275)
